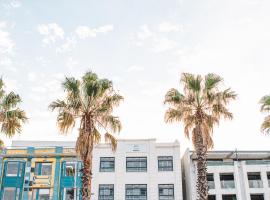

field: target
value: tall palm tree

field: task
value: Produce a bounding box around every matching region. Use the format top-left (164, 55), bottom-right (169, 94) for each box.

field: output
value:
top-left (259, 95), bottom-right (270, 133)
top-left (164, 73), bottom-right (236, 200)
top-left (49, 71), bottom-right (123, 200)
top-left (0, 78), bottom-right (28, 147)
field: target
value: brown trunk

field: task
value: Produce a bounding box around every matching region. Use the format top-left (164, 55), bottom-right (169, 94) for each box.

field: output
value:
top-left (194, 125), bottom-right (208, 200)
top-left (81, 149), bottom-right (93, 200)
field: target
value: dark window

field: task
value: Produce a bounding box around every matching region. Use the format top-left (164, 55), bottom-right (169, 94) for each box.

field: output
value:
top-left (99, 184), bottom-right (114, 200)
top-left (207, 173), bottom-right (215, 189)
top-left (208, 195), bottom-right (216, 200)
top-left (267, 172), bottom-right (270, 187)
top-left (222, 194), bottom-right (237, 200)
top-left (248, 172), bottom-right (263, 188)
top-left (35, 162), bottom-right (52, 176)
top-left (158, 184), bottom-right (174, 200)
top-left (64, 188), bottom-right (75, 200)
top-left (220, 173), bottom-right (235, 188)
top-left (158, 156), bottom-right (173, 171)
top-left (64, 162), bottom-right (76, 176)
top-left (100, 157), bottom-right (115, 172)
top-left (250, 194), bottom-right (264, 200)
top-left (126, 157), bottom-right (147, 172)
top-left (126, 184), bottom-right (147, 200)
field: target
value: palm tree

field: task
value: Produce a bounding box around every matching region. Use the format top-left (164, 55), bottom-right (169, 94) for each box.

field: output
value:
top-left (259, 95), bottom-right (270, 133)
top-left (164, 73), bottom-right (236, 200)
top-left (49, 71), bottom-right (123, 200)
top-left (0, 78), bottom-right (28, 147)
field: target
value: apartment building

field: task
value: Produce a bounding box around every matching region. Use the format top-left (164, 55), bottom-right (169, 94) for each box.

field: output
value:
top-left (0, 139), bottom-right (182, 200)
top-left (182, 149), bottom-right (270, 200)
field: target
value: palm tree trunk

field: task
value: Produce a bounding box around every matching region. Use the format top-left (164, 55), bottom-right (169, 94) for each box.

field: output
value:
top-left (194, 126), bottom-right (208, 200)
top-left (81, 153), bottom-right (93, 200)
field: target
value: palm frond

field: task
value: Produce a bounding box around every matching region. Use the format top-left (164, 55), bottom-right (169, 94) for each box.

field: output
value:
top-left (204, 73), bottom-right (223, 91)
top-left (164, 88), bottom-right (185, 105)
top-left (164, 108), bottom-right (183, 123)
top-left (56, 111), bottom-right (76, 133)
top-left (261, 116), bottom-right (270, 134)
top-left (99, 115), bottom-right (122, 133)
top-left (104, 132), bottom-right (117, 151)
top-left (2, 92), bottom-right (22, 110)
top-left (260, 95), bottom-right (270, 112)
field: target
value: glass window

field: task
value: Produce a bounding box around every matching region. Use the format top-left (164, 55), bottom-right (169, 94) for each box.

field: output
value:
top-left (35, 162), bottom-right (52, 176)
top-left (6, 162), bottom-right (19, 177)
top-left (207, 173), bottom-right (215, 189)
top-left (126, 184), bottom-right (147, 200)
top-left (220, 173), bottom-right (235, 189)
top-left (222, 194), bottom-right (237, 200)
top-left (158, 156), bottom-right (173, 171)
top-left (32, 188), bottom-right (50, 200)
top-left (158, 184), bottom-right (174, 200)
top-left (99, 184), bottom-right (114, 200)
top-left (65, 162), bottom-right (76, 176)
top-left (64, 188), bottom-right (75, 200)
top-left (250, 194), bottom-right (264, 200)
top-left (248, 172), bottom-right (263, 188)
top-left (100, 157), bottom-right (115, 172)
top-left (208, 195), bottom-right (216, 200)
top-left (3, 187), bottom-right (16, 199)
top-left (126, 157), bottom-right (147, 172)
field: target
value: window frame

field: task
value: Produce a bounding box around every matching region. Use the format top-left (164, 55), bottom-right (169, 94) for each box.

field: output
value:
top-left (126, 157), bottom-right (147, 172)
top-left (125, 184), bottom-right (147, 200)
top-left (158, 156), bottom-right (173, 172)
top-left (98, 184), bottom-right (114, 200)
top-left (34, 162), bottom-right (52, 176)
top-left (158, 184), bottom-right (174, 200)
top-left (99, 157), bottom-right (115, 172)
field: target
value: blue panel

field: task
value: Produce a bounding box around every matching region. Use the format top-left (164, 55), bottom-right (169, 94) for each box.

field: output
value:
top-left (52, 157), bottom-right (61, 200)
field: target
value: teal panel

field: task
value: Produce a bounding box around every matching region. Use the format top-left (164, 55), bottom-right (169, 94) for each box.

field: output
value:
top-left (52, 157), bottom-right (61, 200)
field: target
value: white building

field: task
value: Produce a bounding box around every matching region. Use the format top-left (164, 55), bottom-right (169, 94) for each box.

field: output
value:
top-left (182, 149), bottom-right (270, 200)
top-left (10, 139), bottom-right (183, 200)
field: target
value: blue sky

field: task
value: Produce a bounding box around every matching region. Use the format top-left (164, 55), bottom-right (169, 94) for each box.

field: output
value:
top-left (1, 0), bottom-right (270, 152)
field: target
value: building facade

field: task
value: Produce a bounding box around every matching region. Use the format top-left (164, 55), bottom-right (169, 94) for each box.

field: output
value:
top-left (0, 139), bottom-right (182, 200)
top-left (182, 149), bottom-right (270, 200)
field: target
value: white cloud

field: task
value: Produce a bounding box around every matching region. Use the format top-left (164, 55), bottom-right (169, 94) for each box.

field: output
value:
top-left (127, 65), bottom-right (144, 72)
top-left (75, 24), bottom-right (114, 39)
top-left (0, 22), bottom-right (14, 54)
top-left (37, 23), bottom-right (64, 44)
top-left (2, 0), bottom-right (22, 10)
top-left (153, 38), bottom-right (177, 52)
top-left (137, 25), bottom-right (153, 40)
top-left (158, 22), bottom-right (183, 33)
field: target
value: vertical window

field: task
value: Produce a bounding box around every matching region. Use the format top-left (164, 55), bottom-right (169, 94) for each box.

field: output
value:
top-left (3, 187), bottom-right (17, 199)
top-left (65, 162), bottom-right (76, 176)
top-left (208, 195), bottom-right (216, 200)
top-left (100, 157), bottom-right (115, 172)
top-left (222, 194), bottom-right (237, 200)
top-left (267, 172), bottom-right (270, 187)
top-left (220, 173), bottom-right (235, 189)
top-left (126, 184), bottom-right (147, 200)
top-left (248, 172), bottom-right (263, 188)
top-left (207, 173), bottom-right (215, 189)
top-left (35, 162), bottom-right (52, 176)
top-left (250, 194), bottom-right (264, 200)
top-left (158, 184), bottom-right (174, 200)
top-left (99, 184), bottom-right (114, 200)
top-left (126, 157), bottom-right (147, 172)
top-left (64, 188), bottom-right (75, 200)
top-left (32, 188), bottom-right (50, 200)
top-left (6, 162), bottom-right (20, 177)
top-left (158, 156), bottom-right (173, 171)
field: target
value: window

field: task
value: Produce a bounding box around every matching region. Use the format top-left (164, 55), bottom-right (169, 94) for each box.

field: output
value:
top-left (6, 162), bottom-right (19, 177)
top-left (126, 184), bottom-right (147, 200)
top-left (207, 173), bottom-right (215, 189)
top-left (126, 157), bottom-right (147, 172)
top-left (158, 156), bottom-right (173, 171)
top-left (99, 184), bottom-right (114, 200)
top-left (220, 173), bottom-right (235, 189)
top-left (248, 172), bottom-right (263, 188)
top-left (208, 195), bottom-right (216, 200)
top-left (65, 162), bottom-right (76, 176)
top-left (250, 194), bottom-right (264, 200)
top-left (2, 187), bottom-right (20, 200)
top-left (64, 188), bottom-right (75, 200)
top-left (158, 184), bottom-right (174, 200)
top-left (222, 195), bottom-right (237, 200)
top-left (100, 157), bottom-right (115, 172)
top-left (32, 189), bottom-right (50, 200)
top-left (35, 162), bottom-right (52, 176)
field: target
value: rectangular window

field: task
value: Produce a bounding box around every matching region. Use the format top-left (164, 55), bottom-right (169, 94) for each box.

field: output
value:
top-left (65, 162), bottom-right (76, 176)
top-left (158, 156), bottom-right (173, 171)
top-left (220, 173), bottom-right (235, 189)
top-left (6, 161), bottom-right (23, 177)
top-left (208, 195), bottom-right (216, 200)
top-left (158, 184), bottom-right (174, 200)
top-left (32, 188), bottom-right (50, 200)
top-left (3, 187), bottom-right (18, 200)
top-left (99, 184), bottom-right (114, 200)
top-left (64, 188), bottom-right (75, 200)
top-left (207, 173), bottom-right (215, 189)
top-left (267, 172), bottom-right (270, 187)
top-left (248, 172), bottom-right (263, 188)
top-left (126, 157), bottom-right (147, 172)
top-left (100, 157), bottom-right (115, 172)
top-left (126, 184), bottom-right (147, 200)
top-left (35, 162), bottom-right (52, 176)
top-left (250, 194), bottom-right (264, 200)
top-left (222, 195), bottom-right (237, 200)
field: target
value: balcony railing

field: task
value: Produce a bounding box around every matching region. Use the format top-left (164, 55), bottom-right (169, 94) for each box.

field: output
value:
top-left (248, 180), bottom-right (263, 188)
top-left (207, 161), bottom-right (234, 166)
top-left (220, 180), bottom-right (235, 189)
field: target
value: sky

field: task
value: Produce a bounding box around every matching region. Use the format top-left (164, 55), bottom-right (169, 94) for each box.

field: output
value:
top-left (1, 0), bottom-right (270, 153)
